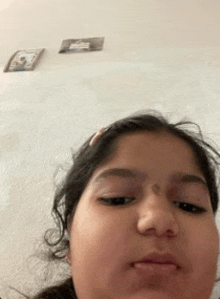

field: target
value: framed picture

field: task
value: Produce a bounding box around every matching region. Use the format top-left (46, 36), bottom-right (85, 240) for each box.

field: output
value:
top-left (59, 37), bottom-right (104, 53)
top-left (4, 48), bottom-right (45, 72)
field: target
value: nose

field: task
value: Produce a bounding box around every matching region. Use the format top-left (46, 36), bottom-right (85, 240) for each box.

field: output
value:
top-left (137, 187), bottom-right (179, 238)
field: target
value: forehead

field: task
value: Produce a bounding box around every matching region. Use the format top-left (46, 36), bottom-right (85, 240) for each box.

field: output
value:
top-left (114, 130), bottom-right (192, 151)
top-left (93, 131), bottom-right (203, 181)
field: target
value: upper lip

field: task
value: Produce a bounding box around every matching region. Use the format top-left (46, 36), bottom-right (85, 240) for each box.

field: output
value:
top-left (133, 252), bottom-right (180, 267)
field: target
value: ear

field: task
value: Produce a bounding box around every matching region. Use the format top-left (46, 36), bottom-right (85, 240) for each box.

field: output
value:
top-left (66, 250), bottom-right (71, 265)
top-left (66, 216), bottom-right (73, 264)
top-left (67, 215), bottom-right (73, 234)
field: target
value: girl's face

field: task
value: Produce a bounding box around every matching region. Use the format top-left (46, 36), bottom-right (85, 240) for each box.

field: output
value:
top-left (69, 132), bottom-right (219, 299)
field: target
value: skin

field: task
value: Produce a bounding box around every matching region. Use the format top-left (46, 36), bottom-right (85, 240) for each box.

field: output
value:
top-left (68, 131), bottom-right (219, 299)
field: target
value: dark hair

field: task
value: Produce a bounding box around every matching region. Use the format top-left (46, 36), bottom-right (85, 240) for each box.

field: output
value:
top-left (33, 110), bottom-right (220, 298)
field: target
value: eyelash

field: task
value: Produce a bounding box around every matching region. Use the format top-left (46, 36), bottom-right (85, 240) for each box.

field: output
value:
top-left (100, 197), bottom-right (207, 215)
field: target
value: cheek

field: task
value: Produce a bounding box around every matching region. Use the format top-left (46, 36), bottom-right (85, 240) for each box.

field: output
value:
top-left (184, 219), bottom-right (219, 275)
top-left (69, 205), bottom-right (133, 299)
top-left (69, 202), bottom-right (130, 271)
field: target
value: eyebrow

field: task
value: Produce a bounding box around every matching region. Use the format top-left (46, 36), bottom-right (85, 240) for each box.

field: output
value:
top-left (93, 167), bottom-right (208, 187)
top-left (93, 168), bottom-right (143, 182)
top-left (176, 174), bottom-right (207, 186)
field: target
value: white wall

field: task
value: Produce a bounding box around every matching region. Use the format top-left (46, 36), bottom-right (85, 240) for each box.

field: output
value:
top-left (1, 0), bottom-right (220, 298)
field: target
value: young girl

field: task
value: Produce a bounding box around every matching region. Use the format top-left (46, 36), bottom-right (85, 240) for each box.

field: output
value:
top-left (31, 110), bottom-right (220, 299)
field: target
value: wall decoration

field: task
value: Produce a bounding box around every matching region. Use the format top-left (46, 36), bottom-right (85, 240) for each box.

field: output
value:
top-left (59, 37), bottom-right (104, 53)
top-left (3, 48), bottom-right (45, 72)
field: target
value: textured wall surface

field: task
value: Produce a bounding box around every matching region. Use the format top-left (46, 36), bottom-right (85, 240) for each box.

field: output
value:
top-left (1, 0), bottom-right (220, 298)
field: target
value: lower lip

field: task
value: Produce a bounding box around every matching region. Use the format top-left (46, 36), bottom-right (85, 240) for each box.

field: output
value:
top-left (132, 262), bottom-right (178, 275)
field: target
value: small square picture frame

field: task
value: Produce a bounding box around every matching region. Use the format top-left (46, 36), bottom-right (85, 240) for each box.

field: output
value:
top-left (59, 37), bottom-right (104, 53)
top-left (4, 48), bottom-right (45, 72)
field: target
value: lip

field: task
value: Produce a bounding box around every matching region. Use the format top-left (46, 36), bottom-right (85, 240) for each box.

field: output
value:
top-left (132, 252), bottom-right (180, 269)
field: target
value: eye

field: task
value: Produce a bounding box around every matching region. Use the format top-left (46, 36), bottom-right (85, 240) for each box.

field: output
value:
top-left (99, 197), bottom-right (207, 214)
top-left (174, 201), bottom-right (207, 214)
top-left (100, 197), bottom-right (135, 206)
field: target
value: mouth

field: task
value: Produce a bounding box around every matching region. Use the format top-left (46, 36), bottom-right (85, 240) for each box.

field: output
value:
top-left (132, 251), bottom-right (181, 273)
top-left (132, 261), bottom-right (178, 275)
